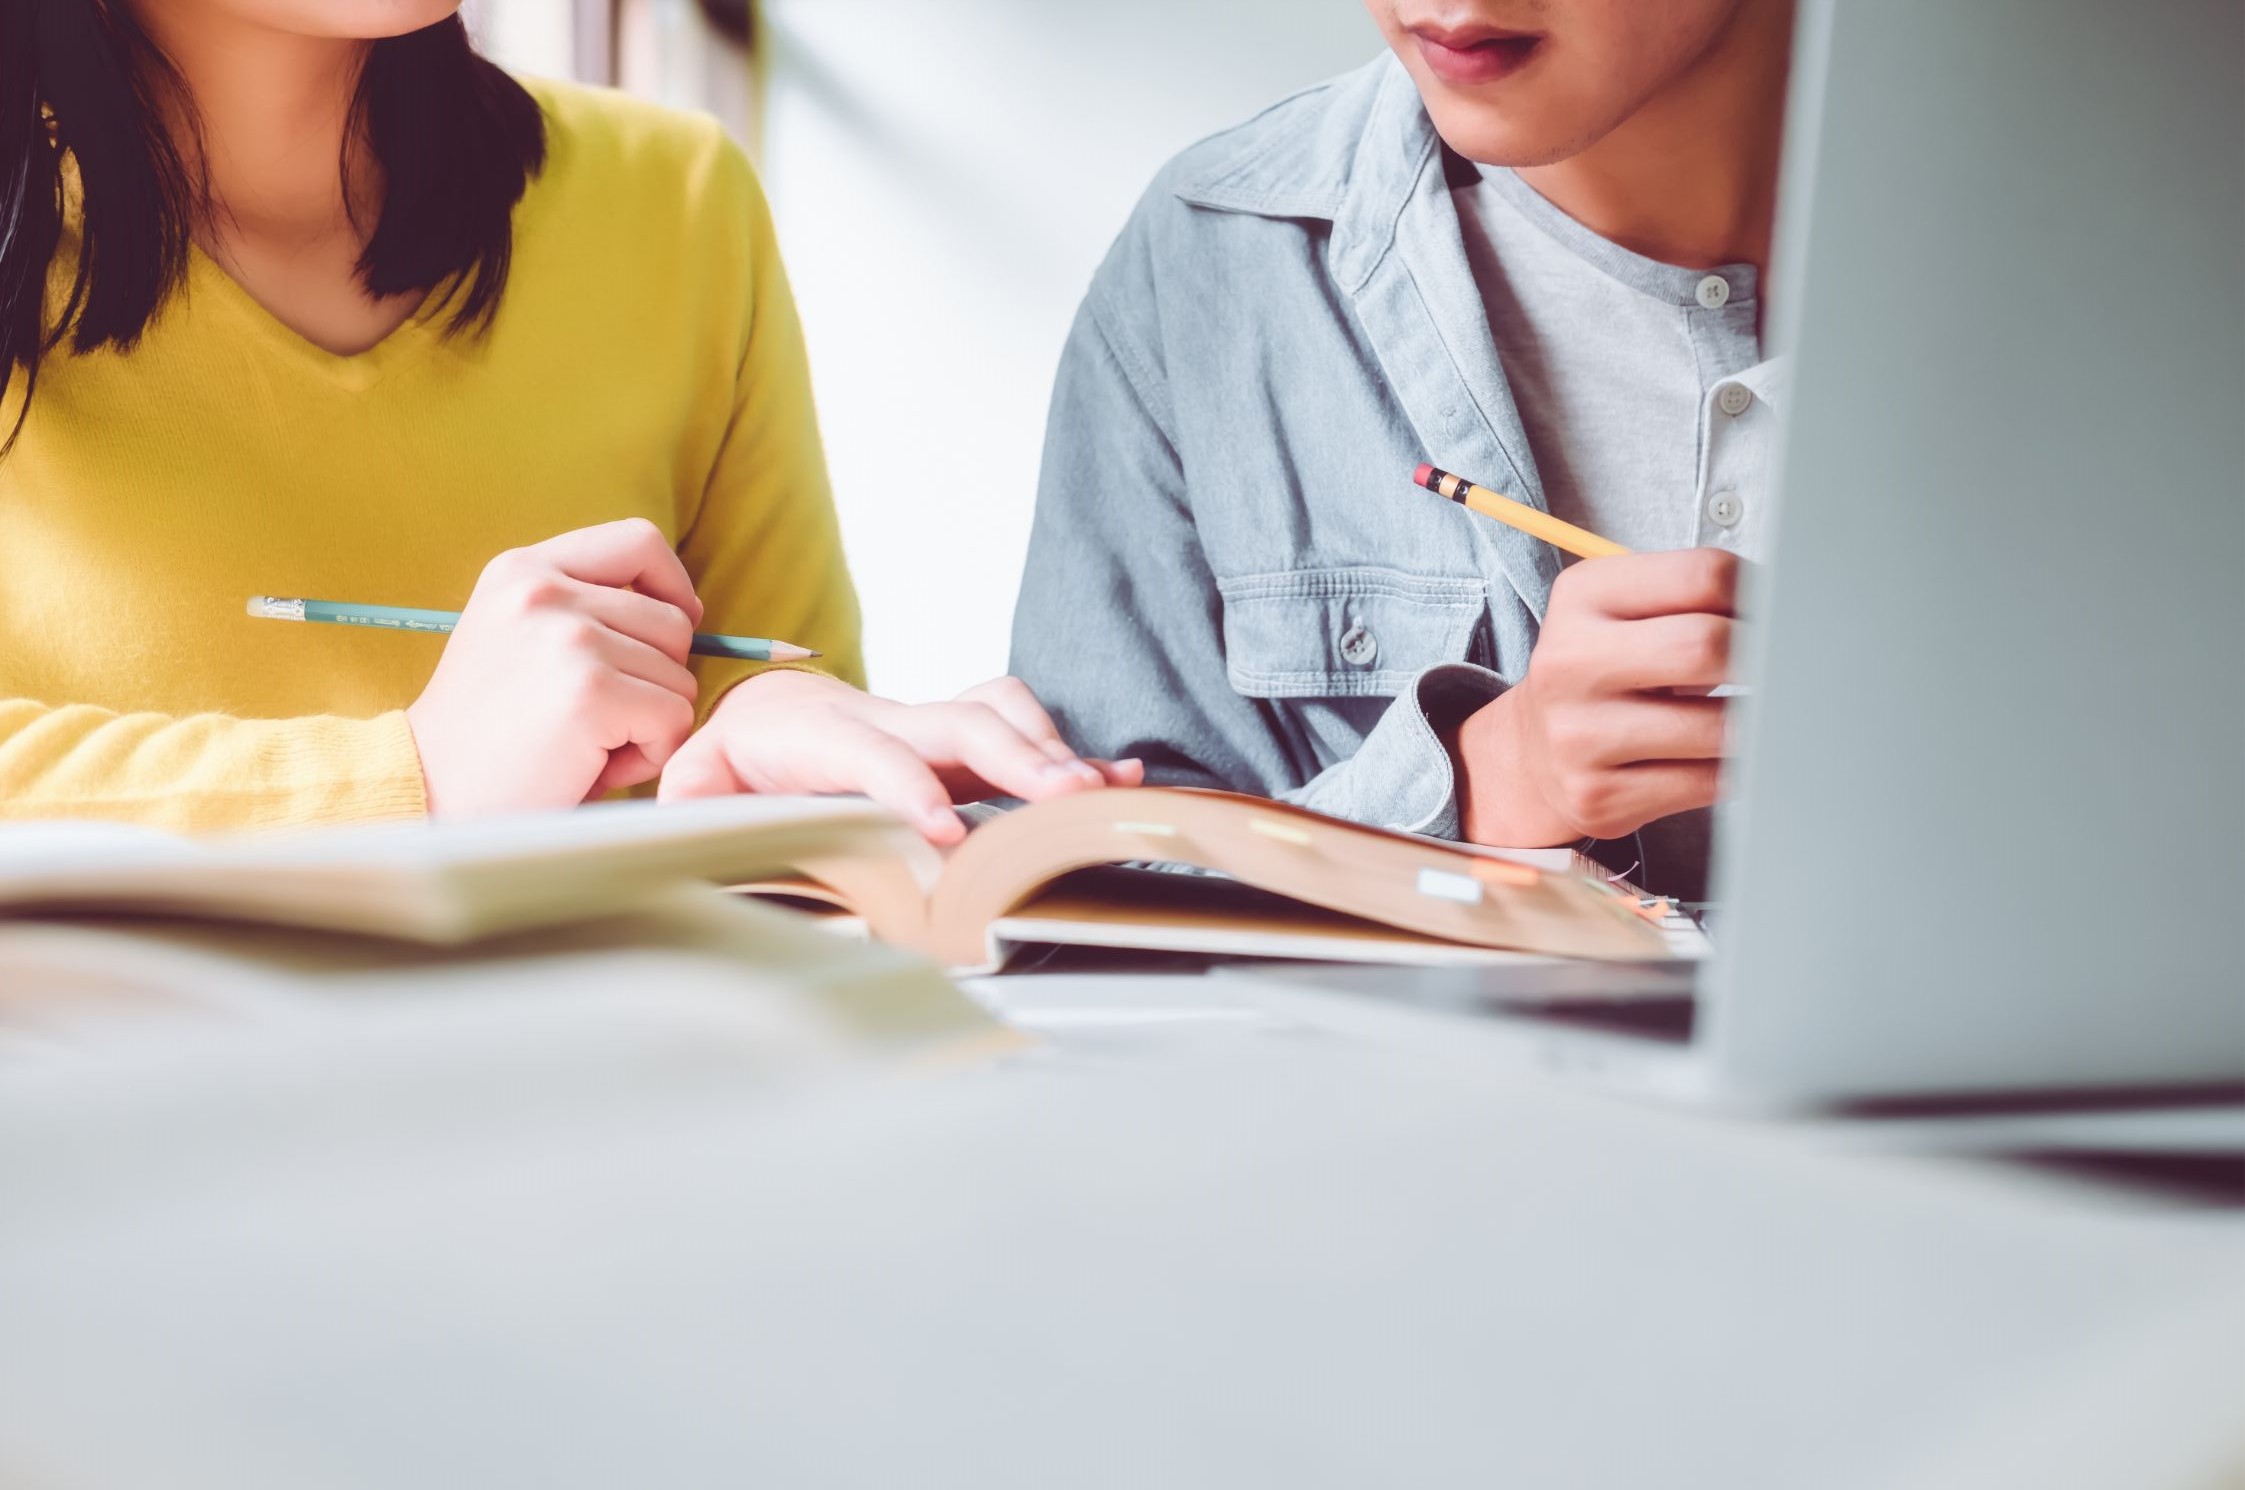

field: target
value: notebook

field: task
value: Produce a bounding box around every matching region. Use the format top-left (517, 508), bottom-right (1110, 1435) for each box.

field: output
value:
top-left (0, 789), bottom-right (1670, 971)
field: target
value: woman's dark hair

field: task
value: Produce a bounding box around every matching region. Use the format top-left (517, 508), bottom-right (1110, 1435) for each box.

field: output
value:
top-left (692, 0), bottom-right (753, 47)
top-left (0, 3), bottom-right (546, 452)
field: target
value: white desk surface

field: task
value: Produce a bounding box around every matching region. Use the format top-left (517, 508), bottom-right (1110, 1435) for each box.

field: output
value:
top-left (0, 966), bottom-right (2239, 1490)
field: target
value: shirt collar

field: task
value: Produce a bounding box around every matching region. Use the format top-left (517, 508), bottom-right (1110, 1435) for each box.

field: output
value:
top-left (1170, 53), bottom-right (1443, 293)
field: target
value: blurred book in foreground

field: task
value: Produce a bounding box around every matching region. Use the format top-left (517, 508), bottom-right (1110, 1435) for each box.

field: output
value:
top-left (0, 885), bottom-right (1008, 1078)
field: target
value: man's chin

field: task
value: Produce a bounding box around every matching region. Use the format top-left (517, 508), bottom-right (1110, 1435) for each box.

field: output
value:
top-left (1419, 107), bottom-right (1603, 171)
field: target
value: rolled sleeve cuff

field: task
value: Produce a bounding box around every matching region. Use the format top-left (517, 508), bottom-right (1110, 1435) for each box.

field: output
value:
top-left (1282, 662), bottom-right (1508, 840)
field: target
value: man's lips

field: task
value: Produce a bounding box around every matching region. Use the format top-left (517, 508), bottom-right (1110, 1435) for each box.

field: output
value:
top-left (1408, 25), bottom-right (1543, 86)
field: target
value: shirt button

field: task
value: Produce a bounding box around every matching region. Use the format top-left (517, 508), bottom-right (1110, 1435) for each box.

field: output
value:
top-left (1706, 489), bottom-right (1745, 528)
top-left (1339, 623), bottom-right (1379, 666)
top-left (1695, 275), bottom-right (1731, 309)
top-left (1716, 382), bottom-right (1754, 416)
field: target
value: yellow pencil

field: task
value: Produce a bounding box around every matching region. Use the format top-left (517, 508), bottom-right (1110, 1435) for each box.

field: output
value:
top-left (1411, 462), bottom-right (1632, 561)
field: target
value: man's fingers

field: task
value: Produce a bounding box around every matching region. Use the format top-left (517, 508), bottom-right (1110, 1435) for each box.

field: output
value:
top-left (1094, 757), bottom-right (1146, 786)
top-left (1566, 697), bottom-right (1729, 769)
top-left (1603, 760), bottom-right (1724, 827)
top-left (1554, 759), bottom-right (1724, 840)
top-left (1554, 548), bottom-right (1742, 621)
top-left (1579, 614), bottom-right (1739, 693)
top-left (534, 518), bottom-right (705, 626)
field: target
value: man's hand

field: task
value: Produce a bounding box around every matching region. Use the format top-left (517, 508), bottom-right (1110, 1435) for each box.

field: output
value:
top-left (406, 519), bottom-right (703, 816)
top-left (659, 670), bottom-right (1144, 844)
top-left (1454, 548), bottom-right (1741, 846)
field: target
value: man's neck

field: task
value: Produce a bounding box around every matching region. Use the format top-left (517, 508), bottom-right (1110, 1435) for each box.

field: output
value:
top-left (131, 9), bottom-right (374, 249)
top-left (1514, 0), bottom-right (1794, 272)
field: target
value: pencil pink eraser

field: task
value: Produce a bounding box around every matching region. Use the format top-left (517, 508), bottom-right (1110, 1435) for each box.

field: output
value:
top-left (1412, 462), bottom-right (1435, 488)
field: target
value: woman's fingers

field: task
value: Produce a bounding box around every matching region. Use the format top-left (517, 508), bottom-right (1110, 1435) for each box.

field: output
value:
top-left (944, 678), bottom-right (1130, 795)
top-left (686, 698), bottom-right (966, 842)
top-left (957, 676), bottom-right (1076, 763)
top-left (890, 701), bottom-right (1105, 803)
top-left (582, 621), bottom-right (699, 702)
top-left (415, 520), bottom-right (715, 818)
top-left (587, 743), bottom-right (663, 799)
top-left (533, 517), bottom-right (705, 627)
top-left (656, 728), bottom-right (745, 803)
top-left (577, 673), bottom-right (698, 803)
top-left (600, 672), bottom-right (699, 768)
top-left (663, 670), bottom-right (1133, 836)
top-left (573, 580), bottom-right (697, 663)
top-left (800, 719), bottom-right (968, 844)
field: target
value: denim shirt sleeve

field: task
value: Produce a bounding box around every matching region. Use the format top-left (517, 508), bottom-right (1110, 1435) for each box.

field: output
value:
top-left (1009, 290), bottom-right (1508, 839)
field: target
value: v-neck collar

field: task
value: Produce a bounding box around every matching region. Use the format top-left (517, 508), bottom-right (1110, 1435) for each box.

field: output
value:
top-left (183, 243), bottom-right (448, 393)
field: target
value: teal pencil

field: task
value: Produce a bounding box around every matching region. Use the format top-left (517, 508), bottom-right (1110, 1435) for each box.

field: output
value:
top-left (246, 596), bottom-right (819, 663)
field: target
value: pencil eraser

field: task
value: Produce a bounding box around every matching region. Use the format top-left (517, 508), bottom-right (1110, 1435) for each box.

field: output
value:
top-left (1412, 462), bottom-right (1435, 488)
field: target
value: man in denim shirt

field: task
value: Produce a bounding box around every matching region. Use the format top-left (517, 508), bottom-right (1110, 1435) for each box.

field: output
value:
top-left (1010, 0), bottom-right (1793, 901)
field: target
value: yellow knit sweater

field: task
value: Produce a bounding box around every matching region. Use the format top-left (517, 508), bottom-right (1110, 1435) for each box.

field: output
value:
top-left (0, 80), bottom-right (862, 833)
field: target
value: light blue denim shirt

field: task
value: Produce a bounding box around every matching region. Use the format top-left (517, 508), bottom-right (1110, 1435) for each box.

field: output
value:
top-left (1010, 54), bottom-right (1747, 892)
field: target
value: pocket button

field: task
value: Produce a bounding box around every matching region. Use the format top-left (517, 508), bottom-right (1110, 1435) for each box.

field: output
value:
top-left (1339, 623), bottom-right (1379, 667)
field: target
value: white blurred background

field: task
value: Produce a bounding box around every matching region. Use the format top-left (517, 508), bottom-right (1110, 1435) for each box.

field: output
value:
top-left (466, 0), bottom-right (1381, 699)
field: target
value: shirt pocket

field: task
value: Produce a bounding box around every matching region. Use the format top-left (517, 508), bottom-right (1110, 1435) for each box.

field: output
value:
top-left (1215, 567), bottom-right (1489, 699)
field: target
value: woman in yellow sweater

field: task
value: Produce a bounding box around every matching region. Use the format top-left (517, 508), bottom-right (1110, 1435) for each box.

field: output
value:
top-left (1, 0), bottom-right (1131, 840)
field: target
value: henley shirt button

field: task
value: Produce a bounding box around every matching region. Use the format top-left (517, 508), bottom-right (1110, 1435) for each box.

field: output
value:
top-left (1695, 275), bottom-right (1731, 309)
top-left (1339, 623), bottom-right (1378, 667)
top-left (1717, 382), bottom-right (1754, 416)
top-left (1706, 489), bottom-right (1745, 528)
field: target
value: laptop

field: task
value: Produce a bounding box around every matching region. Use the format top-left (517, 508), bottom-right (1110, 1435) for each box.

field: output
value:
top-left (1250, 0), bottom-right (2245, 1109)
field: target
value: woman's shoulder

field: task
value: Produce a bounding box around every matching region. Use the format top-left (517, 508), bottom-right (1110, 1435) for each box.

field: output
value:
top-left (516, 76), bottom-right (761, 224)
top-left (500, 78), bottom-right (775, 341)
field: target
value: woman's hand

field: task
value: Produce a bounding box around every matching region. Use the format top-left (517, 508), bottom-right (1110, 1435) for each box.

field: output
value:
top-left (406, 519), bottom-right (703, 816)
top-left (658, 671), bottom-right (1143, 844)
top-left (1453, 548), bottom-right (1741, 846)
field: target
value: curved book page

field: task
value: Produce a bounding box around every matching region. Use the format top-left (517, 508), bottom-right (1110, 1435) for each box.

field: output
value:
top-left (922, 789), bottom-right (1668, 971)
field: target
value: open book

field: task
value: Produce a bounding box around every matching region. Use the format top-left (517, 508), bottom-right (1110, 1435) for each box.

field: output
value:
top-left (0, 789), bottom-right (1672, 971)
top-left (764, 788), bottom-right (1670, 969)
